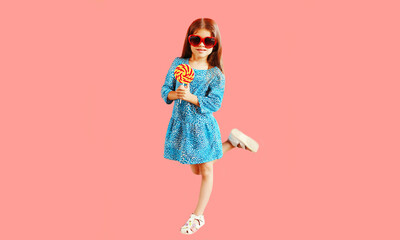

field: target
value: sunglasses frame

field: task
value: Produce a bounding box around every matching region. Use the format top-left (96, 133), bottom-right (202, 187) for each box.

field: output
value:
top-left (188, 34), bottom-right (217, 49)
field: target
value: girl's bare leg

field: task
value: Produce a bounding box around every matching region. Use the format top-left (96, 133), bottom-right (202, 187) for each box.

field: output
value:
top-left (193, 162), bottom-right (213, 216)
top-left (222, 139), bottom-right (235, 154)
top-left (192, 140), bottom-right (236, 215)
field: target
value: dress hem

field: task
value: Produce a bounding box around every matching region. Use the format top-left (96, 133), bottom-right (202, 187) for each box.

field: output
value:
top-left (164, 154), bottom-right (223, 165)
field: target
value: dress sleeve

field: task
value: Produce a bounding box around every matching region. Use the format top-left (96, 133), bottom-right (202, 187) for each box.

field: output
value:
top-left (197, 71), bottom-right (225, 114)
top-left (161, 57), bottom-right (179, 104)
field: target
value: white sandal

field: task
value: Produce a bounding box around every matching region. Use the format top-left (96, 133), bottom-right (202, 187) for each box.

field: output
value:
top-left (180, 213), bottom-right (205, 234)
top-left (228, 128), bottom-right (259, 152)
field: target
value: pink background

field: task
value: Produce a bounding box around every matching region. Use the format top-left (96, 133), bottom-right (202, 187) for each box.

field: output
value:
top-left (1, 0), bottom-right (399, 239)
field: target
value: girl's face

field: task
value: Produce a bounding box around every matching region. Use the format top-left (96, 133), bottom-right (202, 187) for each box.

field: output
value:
top-left (190, 28), bottom-right (214, 58)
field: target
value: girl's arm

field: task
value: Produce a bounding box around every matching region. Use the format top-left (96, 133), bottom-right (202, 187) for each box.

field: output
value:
top-left (186, 94), bottom-right (199, 106)
top-left (176, 85), bottom-right (200, 106)
top-left (167, 91), bottom-right (179, 102)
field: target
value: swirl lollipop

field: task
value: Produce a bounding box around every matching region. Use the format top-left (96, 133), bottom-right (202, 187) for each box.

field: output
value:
top-left (174, 64), bottom-right (194, 103)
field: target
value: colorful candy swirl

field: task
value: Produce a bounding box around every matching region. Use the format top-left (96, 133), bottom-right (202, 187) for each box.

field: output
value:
top-left (174, 64), bottom-right (195, 84)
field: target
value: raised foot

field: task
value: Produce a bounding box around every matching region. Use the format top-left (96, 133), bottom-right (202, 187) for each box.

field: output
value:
top-left (228, 128), bottom-right (259, 152)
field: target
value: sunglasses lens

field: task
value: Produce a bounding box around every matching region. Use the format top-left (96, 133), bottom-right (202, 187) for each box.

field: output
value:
top-left (204, 37), bottom-right (216, 48)
top-left (189, 36), bottom-right (201, 46)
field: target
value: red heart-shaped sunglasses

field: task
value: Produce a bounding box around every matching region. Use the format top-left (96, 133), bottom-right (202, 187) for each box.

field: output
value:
top-left (188, 34), bottom-right (217, 49)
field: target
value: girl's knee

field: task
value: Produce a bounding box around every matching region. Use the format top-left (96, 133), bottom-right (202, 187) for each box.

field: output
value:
top-left (199, 162), bottom-right (213, 176)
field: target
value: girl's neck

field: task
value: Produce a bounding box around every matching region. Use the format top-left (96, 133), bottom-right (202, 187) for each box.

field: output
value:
top-left (189, 55), bottom-right (208, 64)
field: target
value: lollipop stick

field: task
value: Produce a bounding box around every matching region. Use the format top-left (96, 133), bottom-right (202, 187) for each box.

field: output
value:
top-left (179, 83), bottom-right (184, 104)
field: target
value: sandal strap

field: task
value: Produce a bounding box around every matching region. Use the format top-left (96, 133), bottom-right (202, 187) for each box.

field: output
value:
top-left (181, 214), bottom-right (204, 234)
top-left (229, 134), bottom-right (246, 149)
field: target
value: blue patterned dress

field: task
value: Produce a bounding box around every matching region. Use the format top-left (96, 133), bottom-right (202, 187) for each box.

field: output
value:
top-left (161, 57), bottom-right (225, 164)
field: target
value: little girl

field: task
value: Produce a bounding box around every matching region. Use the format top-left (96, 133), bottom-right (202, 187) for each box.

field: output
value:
top-left (161, 18), bottom-right (259, 235)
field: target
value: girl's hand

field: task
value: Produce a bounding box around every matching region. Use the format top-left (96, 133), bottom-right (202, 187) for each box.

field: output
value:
top-left (176, 84), bottom-right (193, 102)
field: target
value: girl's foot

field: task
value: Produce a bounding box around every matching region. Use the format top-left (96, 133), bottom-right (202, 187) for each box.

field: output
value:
top-left (180, 213), bottom-right (205, 235)
top-left (228, 128), bottom-right (259, 152)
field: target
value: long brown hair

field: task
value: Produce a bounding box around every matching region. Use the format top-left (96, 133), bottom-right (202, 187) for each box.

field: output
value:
top-left (181, 18), bottom-right (224, 74)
